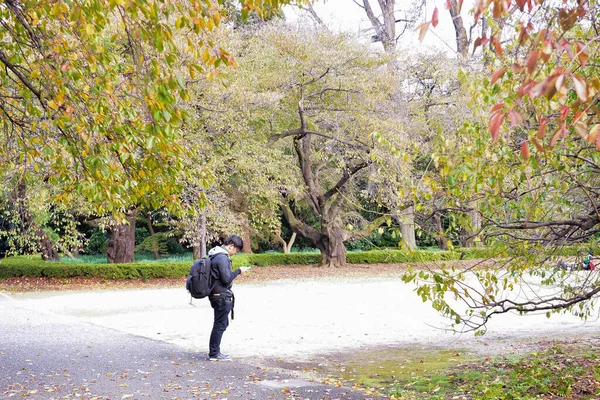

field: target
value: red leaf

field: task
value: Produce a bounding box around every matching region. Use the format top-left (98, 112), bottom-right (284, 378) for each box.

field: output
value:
top-left (537, 118), bottom-right (547, 139)
top-left (491, 103), bottom-right (504, 112)
top-left (489, 112), bottom-right (505, 142)
top-left (445, 0), bottom-right (452, 9)
top-left (491, 67), bottom-right (506, 84)
top-left (431, 7), bottom-right (439, 28)
top-left (520, 141), bottom-right (530, 160)
top-left (509, 110), bottom-right (523, 127)
top-left (575, 41), bottom-right (589, 66)
top-left (544, 75), bottom-right (558, 99)
top-left (492, 36), bottom-right (503, 55)
top-left (527, 50), bottom-right (541, 75)
top-left (560, 105), bottom-right (570, 120)
top-left (518, 22), bottom-right (530, 45)
top-left (417, 22), bottom-right (431, 43)
top-left (596, 130), bottom-right (600, 151)
top-left (532, 137), bottom-right (544, 152)
top-left (550, 129), bottom-right (562, 147)
top-left (573, 110), bottom-right (583, 124)
top-left (529, 80), bottom-right (546, 98)
top-left (511, 63), bottom-right (524, 74)
top-left (473, 36), bottom-right (483, 55)
top-left (541, 39), bottom-right (553, 57)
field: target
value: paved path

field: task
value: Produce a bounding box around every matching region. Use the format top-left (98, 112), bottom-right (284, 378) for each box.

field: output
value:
top-left (3, 276), bottom-right (600, 399)
top-left (0, 293), bottom-right (376, 399)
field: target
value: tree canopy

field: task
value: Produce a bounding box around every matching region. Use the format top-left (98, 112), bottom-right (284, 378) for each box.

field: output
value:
top-left (0, 0), bottom-right (290, 218)
top-left (405, 0), bottom-right (600, 332)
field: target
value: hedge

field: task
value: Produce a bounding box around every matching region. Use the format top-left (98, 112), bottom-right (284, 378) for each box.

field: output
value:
top-left (1, 245), bottom-right (592, 280)
top-left (0, 256), bottom-right (189, 280)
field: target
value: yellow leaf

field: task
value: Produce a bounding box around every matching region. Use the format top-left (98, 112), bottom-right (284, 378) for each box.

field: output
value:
top-left (86, 24), bottom-right (95, 35)
top-left (417, 22), bottom-right (431, 43)
top-left (573, 75), bottom-right (588, 101)
top-left (589, 125), bottom-right (600, 145)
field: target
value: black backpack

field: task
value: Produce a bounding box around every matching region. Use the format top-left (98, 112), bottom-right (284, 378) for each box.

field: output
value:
top-left (186, 256), bottom-right (215, 299)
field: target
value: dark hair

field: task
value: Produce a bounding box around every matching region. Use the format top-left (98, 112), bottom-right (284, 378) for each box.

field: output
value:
top-left (223, 235), bottom-right (244, 251)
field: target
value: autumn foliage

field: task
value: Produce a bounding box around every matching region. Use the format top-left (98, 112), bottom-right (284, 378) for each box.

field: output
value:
top-left (420, 0), bottom-right (599, 157)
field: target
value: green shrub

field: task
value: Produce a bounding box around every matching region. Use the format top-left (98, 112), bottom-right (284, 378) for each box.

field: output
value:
top-left (0, 244), bottom-right (594, 281)
top-left (246, 252), bottom-right (321, 266)
top-left (85, 230), bottom-right (108, 254)
top-left (166, 236), bottom-right (186, 254)
top-left (135, 228), bottom-right (150, 246)
top-left (455, 247), bottom-right (493, 260)
top-left (135, 233), bottom-right (169, 255)
top-left (135, 233), bottom-right (186, 256)
top-left (0, 256), bottom-right (191, 280)
top-left (346, 250), bottom-right (459, 264)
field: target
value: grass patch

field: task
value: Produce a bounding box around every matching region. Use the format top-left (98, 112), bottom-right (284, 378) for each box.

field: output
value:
top-left (58, 253), bottom-right (194, 264)
top-left (312, 341), bottom-right (600, 399)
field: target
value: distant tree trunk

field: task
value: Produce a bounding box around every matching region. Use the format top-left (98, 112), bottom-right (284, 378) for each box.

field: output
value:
top-left (275, 231), bottom-right (296, 254)
top-left (14, 181), bottom-right (59, 261)
top-left (362, 0), bottom-right (398, 53)
top-left (201, 213), bottom-right (207, 257)
top-left (145, 212), bottom-right (160, 260)
top-left (107, 209), bottom-right (137, 264)
top-left (192, 213), bottom-right (208, 260)
top-left (37, 227), bottom-right (59, 261)
top-left (448, 0), bottom-right (469, 63)
top-left (433, 212), bottom-right (449, 251)
top-left (397, 206), bottom-right (416, 250)
top-left (240, 213), bottom-right (253, 254)
top-left (465, 206), bottom-right (481, 247)
top-left (281, 203), bottom-right (348, 267)
top-left (317, 223), bottom-right (347, 267)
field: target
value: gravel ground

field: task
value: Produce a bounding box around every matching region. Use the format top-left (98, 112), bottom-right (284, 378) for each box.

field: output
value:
top-left (4, 264), bottom-right (600, 364)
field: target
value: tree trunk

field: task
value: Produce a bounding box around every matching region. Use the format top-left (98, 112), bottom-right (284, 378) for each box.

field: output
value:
top-left (448, 0), bottom-right (469, 63)
top-left (240, 213), bottom-right (253, 254)
top-left (318, 224), bottom-right (347, 267)
top-left (275, 231), bottom-right (296, 254)
top-left (433, 212), bottom-right (449, 251)
top-left (398, 206), bottom-right (416, 250)
top-left (362, 0), bottom-right (397, 53)
top-left (107, 209), bottom-right (137, 264)
top-left (465, 207), bottom-right (481, 247)
top-left (284, 232), bottom-right (296, 254)
top-left (145, 212), bottom-right (160, 260)
top-left (15, 181), bottom-right (59, 260)
top-left (192, 214), bottom-right (208, 260)
top-left (37, 227), bottom-right (59, 261)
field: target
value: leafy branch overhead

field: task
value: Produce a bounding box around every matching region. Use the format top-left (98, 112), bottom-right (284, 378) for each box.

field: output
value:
top-left (0, 0), bottom-right (291, 217)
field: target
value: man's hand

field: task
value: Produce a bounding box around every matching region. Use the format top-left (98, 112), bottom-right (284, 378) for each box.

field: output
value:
top-left (239, 266), bottom-right (252, 273)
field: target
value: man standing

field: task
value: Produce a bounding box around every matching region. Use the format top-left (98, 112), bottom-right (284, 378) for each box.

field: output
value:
top-left (207, 235), bottom-right (251, 361)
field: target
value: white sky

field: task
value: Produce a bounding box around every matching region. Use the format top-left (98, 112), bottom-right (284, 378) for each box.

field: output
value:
top-left (283, 0), bottom-right (479, 57)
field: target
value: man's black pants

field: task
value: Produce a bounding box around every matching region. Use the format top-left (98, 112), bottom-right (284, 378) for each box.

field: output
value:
top-left (209, 295), bottom-right (233, 357)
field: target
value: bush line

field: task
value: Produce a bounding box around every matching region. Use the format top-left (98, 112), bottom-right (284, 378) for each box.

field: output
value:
top-left (0, 245), bottom-right (590, 280)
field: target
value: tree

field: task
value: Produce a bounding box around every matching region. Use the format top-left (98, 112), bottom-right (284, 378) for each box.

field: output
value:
top-left (0, 0), bottom-right (290, 261)
top-left (222, 23), bottom-right (408, 267)
top-left (406, 0), bottom-right (600, 332)
top-left (0, 172), bottom-right (89, 261)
